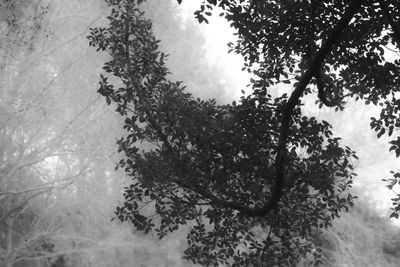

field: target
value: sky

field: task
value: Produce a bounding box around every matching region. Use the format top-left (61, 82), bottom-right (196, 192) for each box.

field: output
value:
top-left (174, 1), bottom-right (251, 100)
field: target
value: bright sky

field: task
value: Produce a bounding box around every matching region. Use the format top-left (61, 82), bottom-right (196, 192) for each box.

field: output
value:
top-left (176, 1), bottom-right (251, 100)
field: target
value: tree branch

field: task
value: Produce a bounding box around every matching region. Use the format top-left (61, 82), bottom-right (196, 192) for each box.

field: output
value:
top-left (135, 1), bottom-right (362, 217)
top-left (194, 0), bottom-right (362, 217)
top-left (125, 3), bottom-right (132, 76)
top-left (268, 0), bottom-right (362, 213)
top-left (42, 12), bottom-right (105, 58)
top-left (0, 182), bottom-right (72, 197)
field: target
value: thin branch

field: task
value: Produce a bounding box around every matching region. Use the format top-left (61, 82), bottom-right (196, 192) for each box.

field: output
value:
top-left (0, 182), bottom-right (72, 197)
top-left (0, 168), bottom-right (88, 198)
top-left (42, 12), bottom-right (105, 58)
top-left (27, 95), bottom-right (100, 158)
top-left (125, 3), bottom-right (132, 76)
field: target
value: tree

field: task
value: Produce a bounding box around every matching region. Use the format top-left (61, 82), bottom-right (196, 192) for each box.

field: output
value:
top-left (0, 1), bottom-right (134, 266)
top-left (87, 0), bottom-right (400, 265)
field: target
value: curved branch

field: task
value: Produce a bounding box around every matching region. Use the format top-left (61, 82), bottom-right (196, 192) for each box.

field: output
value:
top-left (145, 1), bottom-right (362, 217)
top-left (268, 0), bottom-right (362, 213)
top-left (202, 0), bottom-right (362, 217)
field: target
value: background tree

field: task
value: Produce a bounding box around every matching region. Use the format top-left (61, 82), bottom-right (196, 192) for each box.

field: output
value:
top-left (88, 0), bottom-right (366, 265)
top-left (0, 0), bottom-right (216, 266)
top-left (0, 1), bottom-right (142, 266)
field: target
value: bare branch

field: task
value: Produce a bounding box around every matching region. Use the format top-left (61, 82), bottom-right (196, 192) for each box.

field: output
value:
top-left (0, 167), bottom-right (89, 198)
top-left (42, 12), bottom-right (105, 58)
top-left (0, 182), bottom-right (72, 197)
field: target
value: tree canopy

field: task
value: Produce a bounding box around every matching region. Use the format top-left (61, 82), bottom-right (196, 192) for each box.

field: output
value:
top-left (88, 0), bottom-right (400, 265)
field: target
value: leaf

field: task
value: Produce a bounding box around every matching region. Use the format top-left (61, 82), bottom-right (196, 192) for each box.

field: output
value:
top-left (388, 126), bottom-right (394, 137)
top-left (377, 128), bottom-right (385, 138)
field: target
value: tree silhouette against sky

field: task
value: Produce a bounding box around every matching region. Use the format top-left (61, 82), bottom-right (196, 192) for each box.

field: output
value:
top-left (89, 0), bottom-right (400, 265)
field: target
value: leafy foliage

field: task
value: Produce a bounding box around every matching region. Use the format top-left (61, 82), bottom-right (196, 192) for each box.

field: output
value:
top-left (191, 0), bottom-right (400, 225)
top-left (87, 0), bottom-right (362, 265)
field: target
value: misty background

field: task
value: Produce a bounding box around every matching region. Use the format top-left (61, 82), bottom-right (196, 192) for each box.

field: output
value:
top-left (1, 0), bottom-right (400, 266)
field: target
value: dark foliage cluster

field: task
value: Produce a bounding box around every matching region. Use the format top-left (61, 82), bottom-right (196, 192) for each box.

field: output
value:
top-left (87, 0), bottom-right (364, 265)
top-left (193, 0), bottom-right (400, 220)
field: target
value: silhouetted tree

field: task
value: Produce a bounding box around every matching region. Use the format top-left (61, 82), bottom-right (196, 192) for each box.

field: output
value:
top-left (87, 0), bottom-right (388, 265)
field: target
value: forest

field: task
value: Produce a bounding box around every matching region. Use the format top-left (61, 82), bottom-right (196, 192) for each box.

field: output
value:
top-left (2, 0), bottom-right (400, 266)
